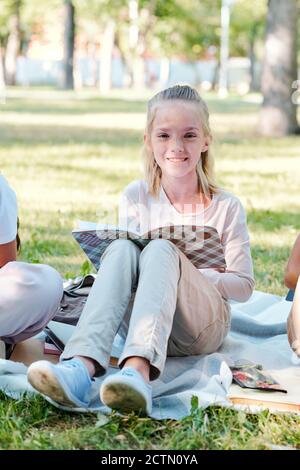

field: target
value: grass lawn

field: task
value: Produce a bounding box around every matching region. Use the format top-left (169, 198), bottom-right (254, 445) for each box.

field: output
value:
top-left (0, 87), bottom-right (299, 450)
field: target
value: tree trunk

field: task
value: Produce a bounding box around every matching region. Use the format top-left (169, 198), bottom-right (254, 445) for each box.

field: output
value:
top-left (61, 0), bottom-right (75, 90)
top-left (98, 19), bottom-right (115, 94)
top-left (90, 43), bottom-right (98, 88)
top-left (259, 0), bottom-right (299, 136)
top-left (159, 57), bottom-right (170, 88)
top-left (0, 48), bottom-right (6, 102)
top-left (128, 0), bottom-right (157, 90)
top-left (115, 31), bottom-right (133, 88)
top-left (128, 0), bottom-right (143, 90)
top-left (4, 1), bottom-right (21, 86)
top-left (211, 59), bottom-right (220, 91)
top-left (248, 23), bottom-right (258, 92)
top-left (132, 55), bottom-right (145, 90)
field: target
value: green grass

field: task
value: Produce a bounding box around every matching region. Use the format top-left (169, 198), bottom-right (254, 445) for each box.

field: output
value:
top-left (0, 87), bottom-right (300, 449)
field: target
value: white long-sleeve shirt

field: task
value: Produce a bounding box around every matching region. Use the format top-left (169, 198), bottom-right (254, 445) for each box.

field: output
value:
top-left (119, 179), bottom-right (254, 302)
top-left (0, 175), bottom-right (18, 245)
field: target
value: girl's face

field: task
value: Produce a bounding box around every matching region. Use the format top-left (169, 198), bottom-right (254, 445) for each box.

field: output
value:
top-left (146, 101), bottom-right (210, 181)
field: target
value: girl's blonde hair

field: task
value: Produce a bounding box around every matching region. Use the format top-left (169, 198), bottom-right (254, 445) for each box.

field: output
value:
top-left (143, 84), bottom-right (218, 198)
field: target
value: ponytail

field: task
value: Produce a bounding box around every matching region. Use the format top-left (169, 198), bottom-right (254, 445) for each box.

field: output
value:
top-left (16, 217), bottom-right (21, 252)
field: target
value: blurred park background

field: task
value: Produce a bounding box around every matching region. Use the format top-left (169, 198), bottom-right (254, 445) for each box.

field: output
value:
top-left (0, 0), bottom-right (300, 450)
top-left (0, 0), bottom-right (299, 293)
top-left (1, 0), bottom-right (299, 133)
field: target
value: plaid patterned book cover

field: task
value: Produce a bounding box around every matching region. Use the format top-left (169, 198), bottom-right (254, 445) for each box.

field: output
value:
top-left (72, 225), bottom-right (226, 271)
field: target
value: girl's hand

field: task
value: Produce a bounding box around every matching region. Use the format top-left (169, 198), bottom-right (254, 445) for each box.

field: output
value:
top-left (285, 234), bottom-right (300, 290)
top-left (0, 240), bottom-right (17, 268)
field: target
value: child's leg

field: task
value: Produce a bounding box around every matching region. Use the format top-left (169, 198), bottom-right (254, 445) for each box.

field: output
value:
top-left (118, 239), bottom-right (230, 381)
top-left (117, 239), bottom-right (180, 380)
top-left (287, 276), bottom-right (300, 356)
top-left (100, 239), bottom-right (180, 414)
top-left (28, 239), bottom-right (141, 408)
top-left (61, 239), bottom-right (140, 374)
top-left (0, 261), bottom-right (63, 345)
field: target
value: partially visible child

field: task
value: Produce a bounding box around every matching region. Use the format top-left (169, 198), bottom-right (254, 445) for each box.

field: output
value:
top-left (285, 234), bottom-right (300, 357)
top-left (0, 174), bottom-right (63, 359)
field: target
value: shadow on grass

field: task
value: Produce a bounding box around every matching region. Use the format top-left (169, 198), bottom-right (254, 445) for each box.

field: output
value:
top-left (1, 96), bottom-right (147, 115)
top-left (1, 92), bottom-right (260, 115)
top-left (26, 162), bottom-right (140, 185)
top-left (248, 209), bottom-right (300, 232)
top-left (205, 96), bottom-right (259, 114)
top-left (0, 124), bottom-right (142, 147)
top-left (215, 136), bottom-right (300, 156)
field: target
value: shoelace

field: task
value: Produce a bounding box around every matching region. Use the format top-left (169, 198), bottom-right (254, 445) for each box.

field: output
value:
top-left (121, 368), bottom-right (138, 377)
top-left (59, 360), bottom-right (92, 389)
top-left (59, 360), bottom-right (84, 371)
top-left (62, 362), bottom-right (78, 369)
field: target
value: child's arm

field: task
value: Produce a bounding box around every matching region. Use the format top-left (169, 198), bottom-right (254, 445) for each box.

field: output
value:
top-left (0, 240), bottom-right (17, 267)
top-left (0, 176), bottom-right (18, 267)
top-left (285, 234), bottom-right (300, 290)
top-left (202, 196), bottom-right (255, 302)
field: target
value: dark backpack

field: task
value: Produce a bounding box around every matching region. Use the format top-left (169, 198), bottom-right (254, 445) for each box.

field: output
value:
top-left (52, 274), bottom-right (96, 325)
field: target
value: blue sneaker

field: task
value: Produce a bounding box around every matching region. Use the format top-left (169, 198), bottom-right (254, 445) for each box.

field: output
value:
top-left (27, 358), bottom-right (92, 408)
top-left (100, 367), bottom-right (152, 415)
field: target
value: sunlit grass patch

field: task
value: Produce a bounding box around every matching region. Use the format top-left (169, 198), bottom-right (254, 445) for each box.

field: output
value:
top-left (0, 87), bottom-right (299, 449)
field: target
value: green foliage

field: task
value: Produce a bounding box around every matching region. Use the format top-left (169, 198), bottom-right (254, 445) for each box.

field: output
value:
top-left (230, 0), bottom-right (267, 57)
top-left (80, 259), bottom-right (94, 276)
top-left (21, 0), bottom-right (61, 38)
top-left (0, 0), bottom-right (61, 47)
top-left (71, 0), bottom-right (267, 61)
top-left (0, 0), bottom-right (21, 43)
top-left (152, 0), bottom-right (221, 58)
top-left (74, 0), bottom-right (127, 18)
top-left (0, 0), bottom-right (273, 67)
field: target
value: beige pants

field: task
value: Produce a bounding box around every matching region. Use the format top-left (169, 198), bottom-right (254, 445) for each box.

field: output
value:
top-left (62, 239), bottom-right (231, 380)
top-left (287, 276), bottom-right (300, 356)
top-left (0, 261), bottom-right (63, 344)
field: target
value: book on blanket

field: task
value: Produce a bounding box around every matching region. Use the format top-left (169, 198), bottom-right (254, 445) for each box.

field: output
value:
top-left (230, 360), bottom-right (287, 393)
top-left (72, 221), bottom-right (226, 271)
top-left (229, 372), bottom-right (300, 413)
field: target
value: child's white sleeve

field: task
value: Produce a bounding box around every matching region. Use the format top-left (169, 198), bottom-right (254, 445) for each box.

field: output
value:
top-left (118, 189), bottom-right (140, 234)
top-left (201, 196), bottom-right (254, 302)
top-left (0, 176), bottom-right (18, 244)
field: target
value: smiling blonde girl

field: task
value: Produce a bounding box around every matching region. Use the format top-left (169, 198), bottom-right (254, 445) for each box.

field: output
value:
top-left (28, 85), bottom-right (254, 415)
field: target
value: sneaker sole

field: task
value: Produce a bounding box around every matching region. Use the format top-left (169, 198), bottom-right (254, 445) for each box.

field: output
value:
top-left (101, 382), bottom-right (147, 415)
top-left (27, 362), bottom-right (78, 408)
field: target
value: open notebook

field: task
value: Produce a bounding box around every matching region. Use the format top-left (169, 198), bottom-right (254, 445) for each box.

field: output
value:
top-left (72, 221), bottom-right (226, 271)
